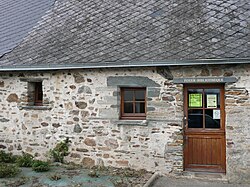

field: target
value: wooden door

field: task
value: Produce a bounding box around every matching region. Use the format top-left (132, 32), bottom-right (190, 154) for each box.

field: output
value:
top-left (184, 84), bottom-right (226, 173)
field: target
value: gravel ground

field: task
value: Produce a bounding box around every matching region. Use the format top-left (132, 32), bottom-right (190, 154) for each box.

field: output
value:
top-left (0, 164), bottom-right (153, 187)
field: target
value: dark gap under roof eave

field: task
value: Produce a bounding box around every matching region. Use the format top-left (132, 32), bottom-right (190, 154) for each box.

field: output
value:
top-left (0, 58), bottom-right (250, 71)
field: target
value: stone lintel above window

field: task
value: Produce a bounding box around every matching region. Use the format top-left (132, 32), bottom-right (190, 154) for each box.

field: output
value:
top-left (20, 78), bottom-right (48, 82)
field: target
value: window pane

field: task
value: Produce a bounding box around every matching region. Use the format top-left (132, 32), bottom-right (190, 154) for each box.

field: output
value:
top-left (34, 82), bottom-right (43, 106)
top-left (205, 110), bottom-right (220, 128)
top-left (205, 89), bottom-right (220, 108)
top-left (124, 90), bottom-right (133, 101)
top-left (36, 82), bottom-right (43, 101)
top-left (135, 90), bottom-right (145, 101)
top-left (124, 103), bottom-right (133, 113)
top-left (135, 102), bottom-right (145, 113)
top-left (188, 109), bottom-right (203, 128)
top-left (188, 89), bottom-right (203, 108)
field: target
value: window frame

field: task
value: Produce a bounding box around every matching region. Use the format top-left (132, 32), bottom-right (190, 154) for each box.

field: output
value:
top-left (120, 87), bottom-right (146, 120)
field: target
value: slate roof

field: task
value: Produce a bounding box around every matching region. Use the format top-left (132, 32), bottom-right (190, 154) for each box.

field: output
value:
top-left (0, 0), bottom-right (54, 57)
top-left (0, 0), bottom-right (250, 68)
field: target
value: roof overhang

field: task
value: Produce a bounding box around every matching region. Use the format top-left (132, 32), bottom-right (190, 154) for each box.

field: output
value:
top-left (0, 58), bottom-right (249, 71)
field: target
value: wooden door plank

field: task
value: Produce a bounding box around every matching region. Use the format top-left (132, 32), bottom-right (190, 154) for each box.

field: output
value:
top-left (203, 138), bottom-right (207, 165)
top-left (192, 137), bottom-right (196, 164)
top-left (188, 137), bottom-right (193, 164)
top-left (206, 138), bottom-right (212, 165)
top-left (212, 138), bottom-right (217, 165)
top-left (197, 138), bottom-right (201, 164)
top-left (216, 138), bottom-right (221, 165)
top-left (202, 138), bottom-right (207, 165)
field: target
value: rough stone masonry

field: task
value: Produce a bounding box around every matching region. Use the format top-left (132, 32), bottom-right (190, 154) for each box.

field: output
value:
top-left (0, 63), bottom-right (249, 183)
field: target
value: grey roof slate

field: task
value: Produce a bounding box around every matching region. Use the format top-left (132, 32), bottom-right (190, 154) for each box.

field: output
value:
top-left (0, 0), bottom-right (249, 67)
top-left (0, 0), bottom-right (54, 56)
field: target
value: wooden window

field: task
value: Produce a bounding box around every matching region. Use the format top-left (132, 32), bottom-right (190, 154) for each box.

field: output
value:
top-left (34, 82), bottom-right (43, 106)
top-left (120, 87), bottom-right (146, 120)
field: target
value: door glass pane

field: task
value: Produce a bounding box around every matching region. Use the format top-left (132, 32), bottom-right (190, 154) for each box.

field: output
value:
top-left (188, 89), bottom-right (203, 108)
top-left (135, 102), bottom-right (145, 113)
top-left (124, 103), bottom-right (133, 113)
top-left (135, 90), bottom-right (145, 101)
top-left (188, 109), bottom-right (203, 128)
top-left (205, 89), bottom-right (220, 108)
top-left (205, 110), bottom-right (220, 128)
top-left (124, 90), bottom-right (133, 101)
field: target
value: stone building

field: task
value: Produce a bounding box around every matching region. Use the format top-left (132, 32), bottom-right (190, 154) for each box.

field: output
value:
top-left (0, 0), bottom-right (249, 184)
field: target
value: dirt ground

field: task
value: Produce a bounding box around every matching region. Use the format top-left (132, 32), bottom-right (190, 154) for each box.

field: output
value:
top-left (0, 164), bottom-right (153, 187)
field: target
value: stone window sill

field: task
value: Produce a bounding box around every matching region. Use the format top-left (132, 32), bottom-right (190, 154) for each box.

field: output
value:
top-left (115, 120), bottom-right (148, 126)
top-left (18, 105), bottom-right (52, 110)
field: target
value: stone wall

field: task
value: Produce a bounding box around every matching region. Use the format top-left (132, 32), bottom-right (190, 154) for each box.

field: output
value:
top-left (224, 66), bottom-right (250, 184)
top-left (0, 68), bottom-right (183, 174)
top-left (0, 64), bottom-right (249, 183)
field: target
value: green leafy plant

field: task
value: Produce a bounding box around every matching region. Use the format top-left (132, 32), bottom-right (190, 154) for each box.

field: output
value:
top-left (0, 163), bottom-right (20, 178)
top-left (32, 160), bottom-right (50, 172)
top-left (49, 173), bottom-right (61, 181)
top-left (64, 162), bottom-right (82, 170)
top-left (50, 138), bottom-right (70, 163)
top-left (16, 152), bottom-right (34, 167)
top-left (2, 176), bottom-right (28, 186)
top-left (88, 170), bottom-right (99, 178)
top-left (111, 178), bottom-right (128, 187)
top-left (0, 150), bottom-right (17, 163)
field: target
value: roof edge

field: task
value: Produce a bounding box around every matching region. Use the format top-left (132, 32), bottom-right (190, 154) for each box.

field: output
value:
top-left (0, 58), bottom-right (250, 71)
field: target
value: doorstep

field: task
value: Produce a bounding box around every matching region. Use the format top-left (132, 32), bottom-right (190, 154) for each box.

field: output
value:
top-left (181, 171), bottom-right (228, 182)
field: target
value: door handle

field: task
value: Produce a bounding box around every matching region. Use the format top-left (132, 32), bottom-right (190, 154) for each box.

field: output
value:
top-left (183, 116), bottom-right (187, 128)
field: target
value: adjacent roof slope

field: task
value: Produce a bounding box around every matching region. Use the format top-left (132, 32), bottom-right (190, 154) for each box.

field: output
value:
top-left (0, 0), bottom-right (54, 57)
top-left (0, 0), bottom-right (250, 67)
